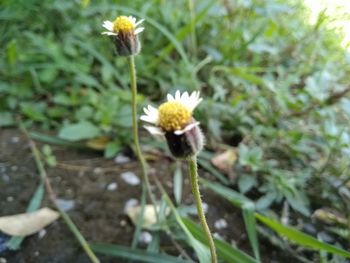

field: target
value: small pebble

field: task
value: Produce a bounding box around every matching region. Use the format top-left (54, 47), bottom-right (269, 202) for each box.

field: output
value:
top-left (139, 231), bottom-right (152, 244)
top-left (0, 167), bottom-right (6, 173)
top-left (202, 202), bottom-right (209, 213)
top-left (213, 232), bottom-right (223, 240)
top-left (11, 137), bottom-right (20, 143)
top-left (214, 218), bottom-right (228, 230)
top-left (124, 198), bottom-right (139, 212)
top-left (107, 182), bottom-right (118, 191)
top-left (120, 219), bottom-right (127, 227)
top-left (33, 251), bottom-right (40, 257)
top-left (56, 199), bottom-right (75, 212)
top-left (121, 172), bottom-right (140, 186)
top-left (93, 167), bottom-right (103, 175)
top-left (114, 154), bottom-right (131, 164)
top-left (7, 196), bottom-right (14, 202)
top-left (78, 171), bottom-right (85, 177)
top-left (10, 166), bottom-right (18, 172)
top-left (0, 257), bottom-right (7, 263)
top-left (38, 229), bottom-right (47, 239)
top-left (1, 175), bottom-right (10, 183)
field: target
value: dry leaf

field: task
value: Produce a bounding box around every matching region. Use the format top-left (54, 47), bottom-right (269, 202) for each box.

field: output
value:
top-left (126, 205), bottom-right (169, 229)
top-left (86, 136), bottom-right (110, 150)
top-left (211, 149), bottom-right (237, 174)
top-left (312, 208), bottom-right (347, 226)
top-left (0, 207), bottom-right (59, 236)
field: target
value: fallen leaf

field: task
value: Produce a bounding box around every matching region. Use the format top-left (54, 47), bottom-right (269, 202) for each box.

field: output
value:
top-left (211, 149), bottom-right (237, 174)
top-left (86, 136), bottom-right (110, 150)
top-left (0, 208), bottom-right (59, 236)
top-left (312, 208), bottom-right (347, 226)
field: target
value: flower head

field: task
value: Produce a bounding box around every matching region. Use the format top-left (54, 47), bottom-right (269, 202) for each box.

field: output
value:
top-left (102, 15), bottom-right (144, 56)
top-left (141, 90), bottom-right (204, 158)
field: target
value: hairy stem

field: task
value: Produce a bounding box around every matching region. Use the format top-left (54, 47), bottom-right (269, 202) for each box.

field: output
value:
top-left (188, 155), bottom-right (217, 263)
top-left (127, 55), bottom-right (158, 213)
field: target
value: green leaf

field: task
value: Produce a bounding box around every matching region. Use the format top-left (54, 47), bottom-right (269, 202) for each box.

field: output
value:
top-left (58, 121), bottom-right (100, 141)
top-left (104, 142), bottom-right (121, 158)
top-left (238, 175), bottom-right (257, 194)
top-left (91, 243), bottom-right (190, 263)
top-left (242, 203), bottom-right (261, 262)
top-left (200, 179), bottom-right (252, 207)
top-left (255, 214), bottom-right (350, 259)
top-left (182, 218), bottom-right (258, 263)
top-left (0, 112), bottom-right (15, 127)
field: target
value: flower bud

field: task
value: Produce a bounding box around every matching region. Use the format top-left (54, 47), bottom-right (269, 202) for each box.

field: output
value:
top-left (102, 16), bottom-right (144, 56)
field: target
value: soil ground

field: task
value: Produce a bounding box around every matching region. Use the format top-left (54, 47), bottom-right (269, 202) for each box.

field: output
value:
top-left (0, 128), bottom-right (289, 263)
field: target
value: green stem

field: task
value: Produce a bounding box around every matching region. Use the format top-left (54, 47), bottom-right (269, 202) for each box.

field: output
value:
top-left (188, 155), bottom-right (217, 263)
top-left (127, 56), bottom-right (158, 213)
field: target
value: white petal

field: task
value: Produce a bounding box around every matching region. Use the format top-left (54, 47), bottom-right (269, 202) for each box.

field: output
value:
top-left (128, 16), bottom-right (136, 25)
top-left (135, 19), bottom-right (145, 26)
top-left (175, 90), bottom-right (181, 101)
top-left (144, 126), bottom-right (164, 136)
top-left (101, 31), bottom-right (118, 36)
top-left (135, 27), bottom-right (144, 35)
top-left (140, 115), bottom-right (157, 124)
top-left (102, 21), bottom-right (114, 31)
top-left (174, 122), bottom-right (200, 135)
top-left (180, 91), bottom-right (190, 106)
top-left (187, 91), bottom-right (202, 111)
top-left (141, 105), bottom-right (159, 124)
top-left (167, 93), bottom-right (175, 101)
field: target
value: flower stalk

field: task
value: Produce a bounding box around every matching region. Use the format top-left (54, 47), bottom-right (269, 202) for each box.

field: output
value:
top-left (188, 155), bottom-right (217, 263)
top-left (127, 55), bottom-right (158, 213)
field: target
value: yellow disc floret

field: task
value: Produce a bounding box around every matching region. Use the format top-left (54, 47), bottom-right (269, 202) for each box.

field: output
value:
top-left (113, 16), bottom-right (135, 33)
top-left (158, 102), bottom-right (192, 132)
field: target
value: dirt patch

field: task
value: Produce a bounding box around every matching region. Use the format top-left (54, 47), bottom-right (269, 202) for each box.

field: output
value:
top-left (0, 129), bottom-right (287, 263)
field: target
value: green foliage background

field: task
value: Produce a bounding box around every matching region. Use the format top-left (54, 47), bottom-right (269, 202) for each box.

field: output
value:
top-left (1, 0), bottom-right (350, 261)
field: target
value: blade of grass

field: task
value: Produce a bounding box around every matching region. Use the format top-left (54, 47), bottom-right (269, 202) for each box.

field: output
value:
top-left (255, 214), bottom-right (350, 259)
top-left (242, 202), bottom-right (261, 262)
top-left (196, 157), bottom-right (229, 185)
top-left (148, 0), bottom-right (216, 70)
top-left (91, 243), bottom-right (191, 263)
top-left (202, 178), bottom-right (350, 259)
top-left (29, 131), bottom-right (85, 149)
top-left (154, 179), bottom-right (210, 263)
top-left (182, 218), bottom-right (257, 263)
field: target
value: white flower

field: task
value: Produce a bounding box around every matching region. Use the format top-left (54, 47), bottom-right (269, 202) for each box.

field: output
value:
top-left (141, 90), bottom-right (202, 136)
top-left (101, 16), bottom-right (144, 36)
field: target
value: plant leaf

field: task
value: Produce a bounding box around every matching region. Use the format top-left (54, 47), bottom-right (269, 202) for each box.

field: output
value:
top-left (255, 214), bottom-right (350, 258)
top-left (183, 218), bottom-right (258, 263)
top-left (91, 243), bottom-right (191, 263)
top-left (58, 121), bottom-right (100, 141)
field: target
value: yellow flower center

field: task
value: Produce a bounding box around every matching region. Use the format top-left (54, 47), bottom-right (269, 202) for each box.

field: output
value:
top-left (158, 101), bottom-right (192, 132)
top-left (113, 16), bottom-right (135, 33)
